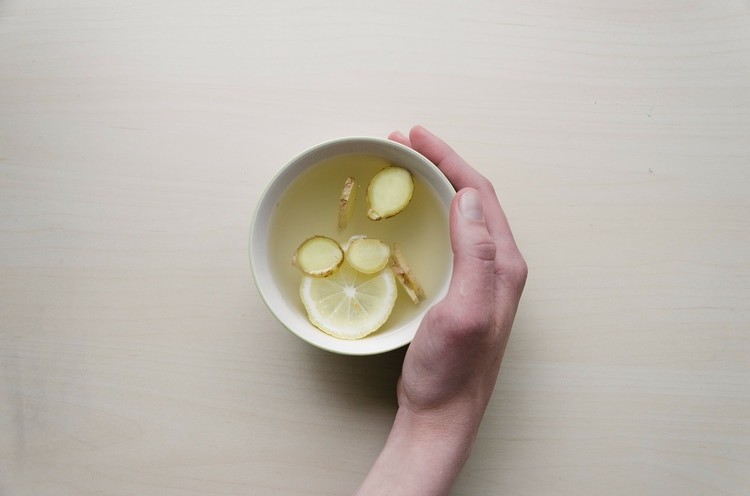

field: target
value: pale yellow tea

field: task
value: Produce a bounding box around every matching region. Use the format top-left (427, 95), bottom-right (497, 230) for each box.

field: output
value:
top-left (269, 154), bottom-right (451, 336)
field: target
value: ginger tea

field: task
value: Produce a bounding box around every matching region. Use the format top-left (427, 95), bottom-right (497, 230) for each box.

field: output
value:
top-left (268, 154), bottom-right (452, 336)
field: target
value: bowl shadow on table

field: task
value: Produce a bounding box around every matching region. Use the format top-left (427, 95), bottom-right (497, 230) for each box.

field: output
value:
top-left (306, 343), bottom-right (408, 412)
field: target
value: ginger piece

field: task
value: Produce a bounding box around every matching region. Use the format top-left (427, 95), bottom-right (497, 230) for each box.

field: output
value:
top-left (366, 166), bottom-right (414, 220)
top-left (389, 244), bottom-right (425, 304)
top-left (292, 236), bottom-right (344, 277)
top-left (338, 177), bottom-right (357, 230)
top-left (346, 237), bottom-right (391, 274)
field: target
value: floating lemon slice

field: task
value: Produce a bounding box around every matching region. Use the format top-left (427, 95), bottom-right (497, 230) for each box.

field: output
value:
top-left (299, 263), bottom-right (397, 339)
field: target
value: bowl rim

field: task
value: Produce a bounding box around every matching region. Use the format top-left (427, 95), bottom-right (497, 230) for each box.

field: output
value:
top-left (249, 136), bottom-right (455, 355)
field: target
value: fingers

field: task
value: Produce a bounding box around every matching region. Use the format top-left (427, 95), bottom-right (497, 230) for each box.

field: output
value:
top-left (388, 130), bottom-right (411, 147)
top-left (408, 126), bottom-right (489, 192)
top-left (407, 125), bottom-right (520, 259)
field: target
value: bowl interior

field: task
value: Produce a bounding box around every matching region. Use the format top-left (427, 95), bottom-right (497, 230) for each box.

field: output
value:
top-left (250, 137), bottom-right (454, 355)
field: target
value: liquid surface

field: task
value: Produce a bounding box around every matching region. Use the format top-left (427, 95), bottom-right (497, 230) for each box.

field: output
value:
top-left (269, 154), bottom-right (451, 335)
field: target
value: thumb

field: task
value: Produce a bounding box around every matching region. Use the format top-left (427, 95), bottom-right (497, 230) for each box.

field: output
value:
top-left (446, 188), bottom-right (497, 311)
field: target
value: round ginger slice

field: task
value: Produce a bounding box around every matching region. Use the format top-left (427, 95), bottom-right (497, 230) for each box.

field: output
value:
top-left (346, 237), bottom-right (391, 274)
top-left (292, 236), bottom-right (344, 277)
top-left (366, 166), bottom-right (414, 220)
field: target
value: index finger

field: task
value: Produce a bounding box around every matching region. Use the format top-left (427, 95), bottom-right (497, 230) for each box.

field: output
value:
top-left (407, 126), bottom-right (520, 255)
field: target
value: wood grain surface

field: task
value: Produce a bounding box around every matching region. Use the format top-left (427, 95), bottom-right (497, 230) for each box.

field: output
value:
top-left (1, 1), bottom-right (749, 494)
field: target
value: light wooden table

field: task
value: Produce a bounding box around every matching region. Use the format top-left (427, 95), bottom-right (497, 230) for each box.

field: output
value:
top-left (1, 1), bottom-right (749, 494)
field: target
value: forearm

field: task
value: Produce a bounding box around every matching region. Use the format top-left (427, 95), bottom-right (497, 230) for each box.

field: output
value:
top-left (355, 406), bottom-right (479, 496)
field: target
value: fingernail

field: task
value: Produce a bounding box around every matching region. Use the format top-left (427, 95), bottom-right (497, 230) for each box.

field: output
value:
top-left (392, 130), bottom-right (407, 140)
top-left (459, 188), bottom-right (483, 221)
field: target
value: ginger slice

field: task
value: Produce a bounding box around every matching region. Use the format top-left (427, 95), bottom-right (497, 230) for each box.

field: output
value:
top-left (338, 177), bottom-right (357, 230)
top-left (346, 237), bottom-right (391, 274)
top-left (292, 236), bottom-right (344, 277)
top-left (389, 244), bottom-right (425, 304)
top-left (366, 166), bottom-right (414, 220)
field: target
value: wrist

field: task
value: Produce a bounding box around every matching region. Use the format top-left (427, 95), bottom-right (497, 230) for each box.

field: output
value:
top-left (355, 406), bottom-right (479, 496)
top-left (394, 402), bottom-right (480, 457)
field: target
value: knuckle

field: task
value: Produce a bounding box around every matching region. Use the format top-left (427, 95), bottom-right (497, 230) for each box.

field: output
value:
top-left (452, 304), bottom-right (494, 338)
top-left (473, 237), bottom-right (497, 262)
top-left (477, 176), bottom-right (495, 195)
top-left (496, 252), bottom-right (528, 289)
top-left (428, 301), bottom-right (493, 341)
top-left (508, 254), bottom-right (528, 287)
top-left (464, 312), bottom-right (494, 336)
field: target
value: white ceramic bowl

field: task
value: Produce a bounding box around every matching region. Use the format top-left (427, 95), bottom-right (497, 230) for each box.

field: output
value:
top-left (250, 137), bottom-right (455, 355)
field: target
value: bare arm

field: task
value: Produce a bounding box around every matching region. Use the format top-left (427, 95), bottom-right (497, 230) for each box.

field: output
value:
top-left (356, 126), bottom-right (528, 495)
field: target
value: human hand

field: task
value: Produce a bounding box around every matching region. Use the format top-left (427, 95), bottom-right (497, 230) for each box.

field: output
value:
top-left (356, 126), bottom-right (527, 495)
top-left (393, 125), bottom-right (527, 431)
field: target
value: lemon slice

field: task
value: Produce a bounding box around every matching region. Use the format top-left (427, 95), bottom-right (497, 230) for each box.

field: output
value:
top-left (300, 263), bottom-right (397, 339)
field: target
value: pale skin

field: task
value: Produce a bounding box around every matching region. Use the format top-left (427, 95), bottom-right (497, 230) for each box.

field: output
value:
top-left (355, 126), bottom-right (528, 495)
